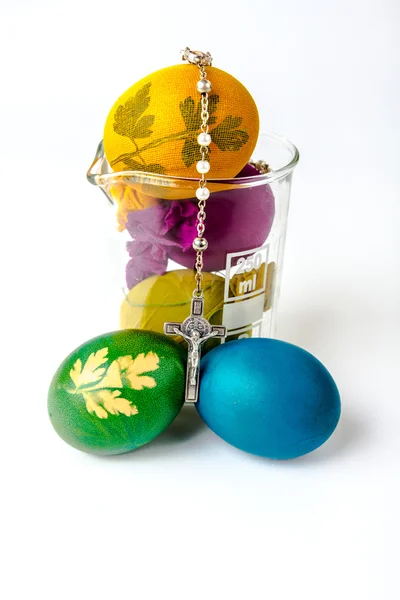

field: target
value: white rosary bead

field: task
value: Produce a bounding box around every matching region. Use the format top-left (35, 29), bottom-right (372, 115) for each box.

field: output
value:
top-left (196, 160), bottom-right (210, 174)
top-left (196, 79), bottom-right (212, 93)
top-left (196, 187), bottom-right (210, 201)
top-left (193, 237), bottom-right (208, 251)
top-left (197, 132), bottom-right (212, 146)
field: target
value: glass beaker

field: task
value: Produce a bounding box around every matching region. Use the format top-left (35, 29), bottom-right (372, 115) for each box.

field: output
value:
top-left (87, 132), bottom-right (299, 347)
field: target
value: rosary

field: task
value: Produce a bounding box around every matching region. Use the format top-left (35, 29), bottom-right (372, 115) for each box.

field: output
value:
top-left (49, 47), bottom-right (341, 460)
top-left (164, 48), bottom-right (226, 402)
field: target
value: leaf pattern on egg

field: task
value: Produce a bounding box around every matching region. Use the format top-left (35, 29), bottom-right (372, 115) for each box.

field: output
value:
top-left (68, 348), bottom-right (160, 418)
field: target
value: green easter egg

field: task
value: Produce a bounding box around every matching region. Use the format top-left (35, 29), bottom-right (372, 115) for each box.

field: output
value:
top-left (48, 330), bottom-right (186, 455)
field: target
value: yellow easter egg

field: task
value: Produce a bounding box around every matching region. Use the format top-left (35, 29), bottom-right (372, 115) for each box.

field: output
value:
top-left (120, 269), bottom-right (225, 352)
top-left (104, 64), bottom-right (259, 179)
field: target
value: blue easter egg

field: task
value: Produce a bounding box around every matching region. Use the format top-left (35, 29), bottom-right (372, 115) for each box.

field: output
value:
top-left (197, 338), bottom-right (341, 459)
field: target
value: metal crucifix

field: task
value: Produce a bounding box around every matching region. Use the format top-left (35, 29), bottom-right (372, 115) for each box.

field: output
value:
top-left (164, 295), bottom-right (226, 403)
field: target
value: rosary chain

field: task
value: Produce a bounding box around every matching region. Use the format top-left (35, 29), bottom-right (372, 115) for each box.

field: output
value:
top-left (194, 64), bottom-right (211, 295)
top-left (181, 49), bottom-right (214, 297)
top-left (195, 63), bottom-right (212, 295)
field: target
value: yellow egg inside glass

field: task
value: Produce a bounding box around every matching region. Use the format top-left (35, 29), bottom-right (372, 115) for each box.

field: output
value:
top-left (120, 269), bottom-right (225, 353)
top-left (104, 64), bottom-right (259, 178)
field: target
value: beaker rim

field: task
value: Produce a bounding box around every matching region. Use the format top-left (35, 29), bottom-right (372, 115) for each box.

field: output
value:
top-left (87, 131), bottom-right (299, 190)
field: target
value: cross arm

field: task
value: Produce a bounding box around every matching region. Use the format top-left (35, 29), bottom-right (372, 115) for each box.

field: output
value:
top-left (211, 325), bottom-right (226, 338)
top-left (164, 322), bottom-right (182, 335)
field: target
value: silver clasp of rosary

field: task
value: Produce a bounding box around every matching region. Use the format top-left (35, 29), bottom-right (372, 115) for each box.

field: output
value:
top-left (181, 47), bottom-right (213, 67)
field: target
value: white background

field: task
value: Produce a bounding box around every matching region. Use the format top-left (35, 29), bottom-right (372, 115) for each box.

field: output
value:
top-left (1, 1), bottom-right (399, 598)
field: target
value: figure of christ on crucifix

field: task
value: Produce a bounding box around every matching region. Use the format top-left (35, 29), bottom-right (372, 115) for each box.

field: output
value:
top-left (164, 296), bottom-right (226, 403)
top-left (173, 327), bottom-right (219, 386)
